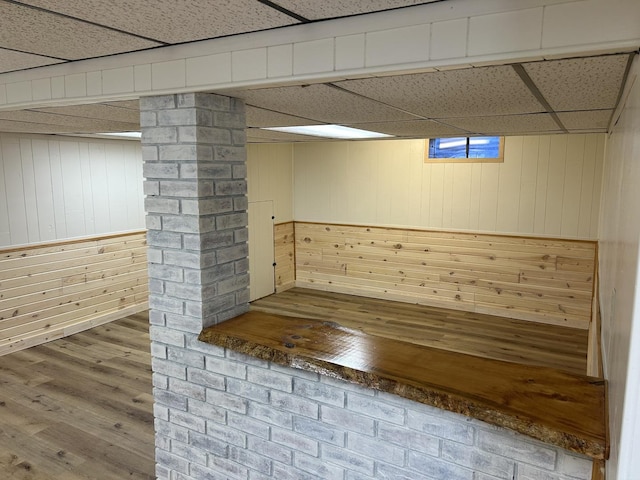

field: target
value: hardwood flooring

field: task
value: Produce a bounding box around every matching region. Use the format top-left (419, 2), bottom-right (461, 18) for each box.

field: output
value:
top-left (251, 288), bottom-right (589, 375)
top-left (0, 287), bottom-right (588, 478)
top-left (0, 313), bottom-right (154, 480)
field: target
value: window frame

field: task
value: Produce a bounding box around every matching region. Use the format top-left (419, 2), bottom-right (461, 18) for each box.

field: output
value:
top-left (425, 136), bottom-right (505, 164)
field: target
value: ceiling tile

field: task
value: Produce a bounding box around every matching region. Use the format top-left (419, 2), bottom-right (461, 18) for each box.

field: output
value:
top-left (336, 66), bottom-right (545, 118)
top-left (344, 120), bottom-right (470, 137)
top-left (0, 48), bottom-right (63, 74)
top-left (102, 100), bottom-right (140, 110)
top-left (33, 104), bottom-right (140, 124)
top-left (443, 114), bottom-right (560, 135)
top-left (274, 0), bottom-right (438, 20)
top-left (0, 2), bottom-right (160, 60)
top-left (523, 54), bottom-right (630, 111)
top-left (17, 0), bottom-right (299, 44)
top-left (557, 110), bottom-right (613, 131)
top-left (0, 110), bottom-right (139, 132)
top-left (230, 84), bottom-right (417, 124)
top-left (247, 127), bottom-right (330, 143)
top-left (246, 106), bottom-right (322, 128)
top-left (0, 119), bottom-right (84, 134)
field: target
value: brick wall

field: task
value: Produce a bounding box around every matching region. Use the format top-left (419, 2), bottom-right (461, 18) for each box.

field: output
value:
top-left (151, 339), bottom-right (593, 480)
top-left (141, 93), bottom-right (593, 480)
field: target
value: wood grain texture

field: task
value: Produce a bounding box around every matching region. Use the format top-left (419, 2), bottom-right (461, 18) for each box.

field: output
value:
top-left (295, 222), bottom-right (596, 328)
top-left (0, 231), bottom-right (149, 356)
top-left (0, 313), bottom-right (154, 479)
top-left (274, 222), bottom-right (295, 292)
top-left (251, 288), bottom-right (589, 375)
top-left (199, 310), bottom-right (607, 459)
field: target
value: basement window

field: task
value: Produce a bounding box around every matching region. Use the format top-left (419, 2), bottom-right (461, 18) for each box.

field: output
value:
top-left (426, 136), bottom-right (504, 163)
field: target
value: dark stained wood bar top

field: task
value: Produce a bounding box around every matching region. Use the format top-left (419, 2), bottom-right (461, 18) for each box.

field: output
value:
top-left (199, 310), bottom-right (608, 460)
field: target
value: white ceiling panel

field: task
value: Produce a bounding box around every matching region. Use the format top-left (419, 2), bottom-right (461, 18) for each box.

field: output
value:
top-left (557, 110), bottom-right (613, 131)
top-left (0, 2), bottom-right (161, 60)
top-left (230, 84), bottom-right (418, 124)
top-left (103, 100), bottom-right (140, 111)
top-left (0, 110), bottom-right (139, 132)
top-left (444, 114), bottom-right (560, 135)
top-left (0, 119), bottom-right (86, 134)
top-left (246, 106), bottom-right (322, 128)
top-left (275, 0), bottom-right (438, 20)
top-left (16, 0), bottom-right (299, 44)
top-left (523, 54), bottom-right (630, 111)
top-left (336, 66), bottom-right (545, 119)
top-left (0, 47), bottom-right (63, 73)
top-left (344, 120), bottom-right (470, 138)
top-left (246, 127), bottom-right (330, 143)
top-left (33, 104), bottom-right (140, 124)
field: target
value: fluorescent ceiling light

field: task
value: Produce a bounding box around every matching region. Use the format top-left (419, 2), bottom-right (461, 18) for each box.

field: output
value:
top-left (262, 125), bottom-right (393, 139)
top-left (95, 131), bottom-right (142, 138)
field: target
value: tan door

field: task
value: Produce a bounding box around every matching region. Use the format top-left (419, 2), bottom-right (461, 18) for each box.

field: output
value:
top-left (248, 200), bottom-right (275, 301)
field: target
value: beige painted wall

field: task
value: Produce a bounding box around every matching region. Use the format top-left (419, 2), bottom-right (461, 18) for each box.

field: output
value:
top-left (597, 56), bottom-right (640, 479)
top-left (293, 134), bottom-right (605, 240)
top-left (247, 143), bottom-right (294, 223)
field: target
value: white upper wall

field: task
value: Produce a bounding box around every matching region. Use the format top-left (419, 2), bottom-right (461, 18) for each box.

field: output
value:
top-left (0, 133), bottom-right (144, 247)
top-left (0, 0), bottom-right (638, 110)
top-left (598, 55), bottom-right (640, 480)
top-left (293, 134), bottom-right (604, 239)
top-left (247, 143), bottom-right (293, 223)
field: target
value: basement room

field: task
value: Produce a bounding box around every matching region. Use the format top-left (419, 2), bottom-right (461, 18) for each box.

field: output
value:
top-left (1, 1), bottom-right (639, 480)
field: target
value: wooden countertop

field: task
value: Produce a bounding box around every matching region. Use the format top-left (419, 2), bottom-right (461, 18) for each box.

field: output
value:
top-left (199, 311), bottom-right (608, 459)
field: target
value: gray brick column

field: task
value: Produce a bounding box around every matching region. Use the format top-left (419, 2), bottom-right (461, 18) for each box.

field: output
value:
top-left (141, 93), bottom-right (249, 333)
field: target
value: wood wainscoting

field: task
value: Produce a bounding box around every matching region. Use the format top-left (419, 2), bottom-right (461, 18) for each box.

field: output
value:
top-left (295, 222), bottom-right (596, 328)
top-left (274, 222), bottom-right (295, 292)
top-left (0, 231), bottom-right (149, 356)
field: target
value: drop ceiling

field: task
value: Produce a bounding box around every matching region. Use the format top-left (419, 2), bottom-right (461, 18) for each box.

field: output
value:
top-left (0, 0), bottom-right (636, 142)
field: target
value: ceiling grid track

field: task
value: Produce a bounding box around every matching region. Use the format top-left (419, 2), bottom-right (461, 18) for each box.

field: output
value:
top-left (511, 64), bottom-right (568, 134)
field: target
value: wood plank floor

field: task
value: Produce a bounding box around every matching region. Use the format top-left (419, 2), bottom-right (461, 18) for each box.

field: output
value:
top-left (251, 288), bottom-right (589, 375)
top-left (0, 313), bottom-right (155, 480)
top-left (0, 288), bottom-right (588, 479)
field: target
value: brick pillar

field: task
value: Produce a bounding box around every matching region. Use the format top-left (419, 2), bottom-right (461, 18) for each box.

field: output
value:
top-left (141, 93), bottom-right (249, 333)
top-left (140, 93), bottom-right (249, 479)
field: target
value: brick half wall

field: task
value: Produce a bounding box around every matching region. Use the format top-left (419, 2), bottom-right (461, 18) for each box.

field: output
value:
top-left (152, 336), bottom-right (594, 480)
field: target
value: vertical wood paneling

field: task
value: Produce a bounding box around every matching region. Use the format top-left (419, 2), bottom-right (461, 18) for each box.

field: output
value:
top-left (0, 142), bottom-right (10, 245)
top-left (478, 163), bottom-right (500, 231)
top-left (19, 139), bottom-right (40, 243)
top-left (0, 133), bottom-right (145, 248)
top-left (106, 143), bottom-right (128, 232)
top-left (60, 141), bottom-right (85, 238)
top-left (428, 163), bottom-right (445, 228)
top-left (450, 163), bottom-right (472, 230)
top-left (468, 163), bottom-right (482, 231)
top-left (544, 135), bottom-right (567, 235)
top-left (589, 135), bottom-right (605, 239)
top-left (577, 135), bottom-right (597, 238)
top-left (247, 143), bottom-right (294, 223)
top-left (2, 138), bottom-right (28, 245)
top-left (78, 142), bottom-right (96, 235)
top-left (48, 140), bottom-right (67, 240)
top-left (32, 139), bottom-right (56, 242)
top-left (533, 135), bottom-right (551, 233)
top-left (89, 142), bottom-right (110, 234)
top-left (496, 136), bottom-right (523, 232)
top-left (518, 136), bottom-right (539, 233)
top-left (561, 135), bottom-right (585, 237)
top-left (293, 135), bottom-right (604, 240)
